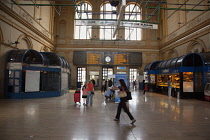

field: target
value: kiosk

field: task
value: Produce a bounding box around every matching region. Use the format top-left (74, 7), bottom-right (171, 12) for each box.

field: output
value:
top-left (143, 61), bottom-right (162, 92)
top-left (5, 49), bottom-right (70, 99)
top-left (145, 53), bottom-right (209, 100)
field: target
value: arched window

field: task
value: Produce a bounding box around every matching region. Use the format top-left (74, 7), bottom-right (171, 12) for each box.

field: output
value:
top-left (75, 2), bottom-right (92, 39)
top-left (100, 3), bottom-right (117, 40)
top-left (125, 3), bottom-right (142, 40)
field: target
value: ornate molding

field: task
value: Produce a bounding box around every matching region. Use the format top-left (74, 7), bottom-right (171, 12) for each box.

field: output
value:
top-left (0, 14), bottom-right (55, 50)
top-left (0, 1), bottom-right (55, 46)
top-left (160, 11), bottom-right (210, 49)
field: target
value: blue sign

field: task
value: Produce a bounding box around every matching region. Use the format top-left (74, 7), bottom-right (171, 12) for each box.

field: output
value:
top-left (207, 66), bottom-right (210, 72)
top-left (117, 67), bottom-right (126, 69)
top-left (114, 74), bottom-right (127, 103)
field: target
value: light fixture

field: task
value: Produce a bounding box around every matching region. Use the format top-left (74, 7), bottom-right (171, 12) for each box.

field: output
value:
top-left (109, 0), bottom-right (120, 7)
top-left (11, 41), bottom-right (20, 45)
top-left (36, 18), bottom-right (42, 20)
top-left (112, 10), bottom-right (118, 14)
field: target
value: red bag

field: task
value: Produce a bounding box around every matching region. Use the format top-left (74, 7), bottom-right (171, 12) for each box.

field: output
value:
top-left (144, 86), bottom-right (148, 91)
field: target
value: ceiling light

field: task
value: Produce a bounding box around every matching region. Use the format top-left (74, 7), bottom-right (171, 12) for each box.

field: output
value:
top-left (109, 0), bottom-right (120, 7)
top-left (112, 10), bottom-right (118, 14)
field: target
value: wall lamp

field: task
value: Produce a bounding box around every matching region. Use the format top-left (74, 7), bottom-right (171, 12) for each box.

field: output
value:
top-left (11, 41), bottom-right (20, 45)
top-left (36, 18), bottom-right (42, 20)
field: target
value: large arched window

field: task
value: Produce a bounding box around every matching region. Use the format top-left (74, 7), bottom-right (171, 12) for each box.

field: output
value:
top-left (75, 2), bottom-right (92, 39)
top-left (125, 3), bottom-right (142, 40)
top-left (100, 3), bottom-right (117, 40)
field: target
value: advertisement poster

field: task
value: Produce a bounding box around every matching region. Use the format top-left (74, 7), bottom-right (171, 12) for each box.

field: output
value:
top-left (115, 74), bottom-right (127, 103)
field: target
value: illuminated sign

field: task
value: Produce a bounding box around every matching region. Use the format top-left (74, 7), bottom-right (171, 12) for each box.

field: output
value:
top-left (73, 51), bottom-right (142, 66)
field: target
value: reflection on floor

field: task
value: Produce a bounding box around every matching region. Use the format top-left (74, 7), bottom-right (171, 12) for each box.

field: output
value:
top-left (0, 90), bottom-right (210, 140)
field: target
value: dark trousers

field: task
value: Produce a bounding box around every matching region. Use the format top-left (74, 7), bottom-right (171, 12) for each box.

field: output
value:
top-left (115, 100), bottom-right (134, 120)
top-left (101, 85), bottom-right (104, 92)
top-left (143, 90), bottom-right (146, 95)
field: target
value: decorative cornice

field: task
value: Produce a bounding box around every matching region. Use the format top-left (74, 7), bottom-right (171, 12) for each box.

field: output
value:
top-left (160, 19), bottom-right (210, 49)
top-left (0, 14), bottom-right (55, 51)
top-left (160, 11), bottom-right (210, 49)
top-left (0, 1), bottom-right (55, 47)
top-left (160, 24), bottom-right (210, 53)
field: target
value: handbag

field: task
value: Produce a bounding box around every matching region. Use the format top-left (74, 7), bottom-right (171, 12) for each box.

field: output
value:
top-left (82, 95), bottom-right (87, 98)
top-left (91, 91), bottom-right (94, 95)
top-left (118, 91), bottom-right (127, 98)
top-left (126, 91), bottom-right (132, 100)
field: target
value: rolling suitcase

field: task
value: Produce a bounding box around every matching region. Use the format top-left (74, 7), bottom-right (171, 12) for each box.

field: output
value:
top-left (74, 89), bottom-right (81, 103)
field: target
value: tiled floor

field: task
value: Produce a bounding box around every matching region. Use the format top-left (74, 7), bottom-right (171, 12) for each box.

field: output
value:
top-left (0, 90), bottom-right (210, 140)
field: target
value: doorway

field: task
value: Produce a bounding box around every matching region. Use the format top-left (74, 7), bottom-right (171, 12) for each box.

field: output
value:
top-left (129, 68), bottom-right (139, 90)
top-left (89, 71), bottom-right (99, 87)
top-left (77, 67), bottom-right (86, 88)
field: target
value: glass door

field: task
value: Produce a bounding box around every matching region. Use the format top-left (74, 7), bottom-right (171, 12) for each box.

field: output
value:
top-left (77, 67), bottom-right (86, 88)
top-left (129, 68), bottom-right (139, 90)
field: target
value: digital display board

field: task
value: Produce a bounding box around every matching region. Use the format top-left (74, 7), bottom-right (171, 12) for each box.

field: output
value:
top-left (86, 52), bottom-right (103, 65)
top-left (114, 53), bottom-right (129, 65)
top-left (73, 51), bottom-right (142, 66)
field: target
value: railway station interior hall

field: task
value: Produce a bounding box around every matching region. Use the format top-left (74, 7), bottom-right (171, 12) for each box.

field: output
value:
top-left (0, 0), bottom-right (210, 140)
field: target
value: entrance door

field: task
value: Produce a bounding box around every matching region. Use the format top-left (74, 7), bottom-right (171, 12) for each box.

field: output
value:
top-left (129, 68), bottom-right (139, 90)
top-left (89, 71), bottom-right (100, 87)
top-left (89, 75), bottom-right (99, 87)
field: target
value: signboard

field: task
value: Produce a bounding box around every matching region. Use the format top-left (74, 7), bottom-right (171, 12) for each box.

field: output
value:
top-left (114, 53), bottom-right (129, 65)
top-left (87, 52), bottom-right (103, 65)
top-left (115, 74), bottom-right (128, 103)
top-left (89, 71), bottom-right (99, 75)
top-left (73, 51), bottom-right (142, 66)
top-left (117, 67), bottom-right (126, 69)
top-left (76, 20), bottom-right (158, 29)
top-left (25, 70), bottom-right (40, 92)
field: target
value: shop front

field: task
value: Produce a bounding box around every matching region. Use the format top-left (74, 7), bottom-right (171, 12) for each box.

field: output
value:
top-left (146, 53), bottom-right (208, 100)
top-left (143, 61), bottom-right (162, 92)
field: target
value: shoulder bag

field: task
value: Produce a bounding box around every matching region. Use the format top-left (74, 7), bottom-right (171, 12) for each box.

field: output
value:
top-left (118, 91), bottom-right (127, 98)
top-left (126, 91), bottom-right (132, 100)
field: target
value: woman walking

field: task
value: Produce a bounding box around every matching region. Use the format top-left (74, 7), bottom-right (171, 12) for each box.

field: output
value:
top-left (113, 79), bottom-right (136, 124)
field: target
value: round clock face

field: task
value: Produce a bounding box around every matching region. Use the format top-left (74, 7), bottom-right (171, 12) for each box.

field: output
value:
top-left (105, 56), bottom-right (111, 62)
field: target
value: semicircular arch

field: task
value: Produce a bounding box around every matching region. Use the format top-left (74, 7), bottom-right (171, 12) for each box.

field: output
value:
top-left (16, 34), bottom-right (33, 49)
top-left (186, 39), bottom-right (206, 54)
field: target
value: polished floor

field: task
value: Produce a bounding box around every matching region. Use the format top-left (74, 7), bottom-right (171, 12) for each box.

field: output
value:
top-left (0, 90), bottom-right (210, 140)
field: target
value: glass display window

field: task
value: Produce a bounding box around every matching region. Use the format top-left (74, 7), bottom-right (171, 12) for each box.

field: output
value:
top-left (150, 74), bottom-right (156, 84)
top-left (171, 74), bottom-right (180, 88)
top-left (15, 71), bottom-right (20, 78)
top-left (143, 72), bottom-right (149, 83)
top-left (183, 72), bottom-right (193, 82)
top-left (157, 75), bottom-right (170, 86)
top-left (9, 71), bottom-right (14, 78)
